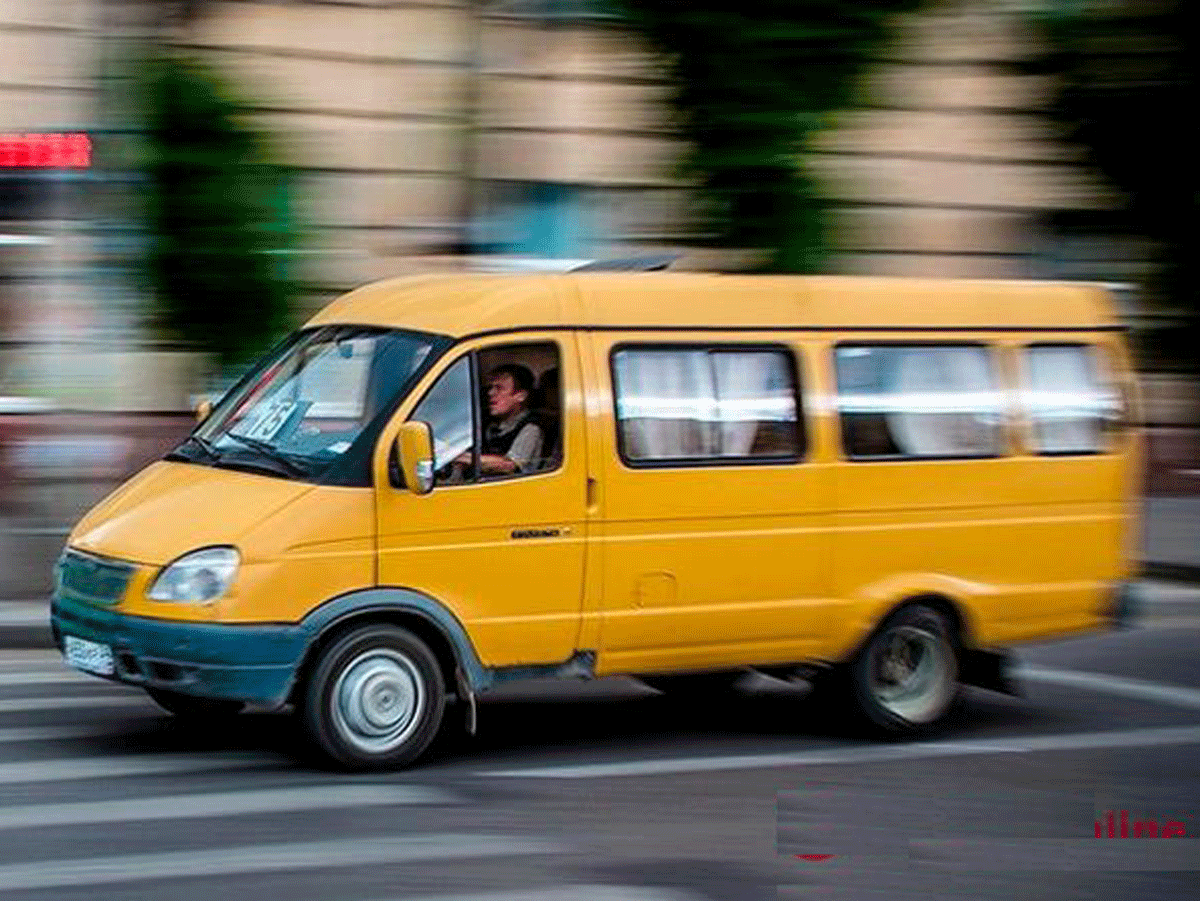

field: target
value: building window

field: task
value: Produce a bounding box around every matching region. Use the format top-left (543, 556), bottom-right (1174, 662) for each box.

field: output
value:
top-left (473, 181), bottom-right (598, 260)
top-left (835, 344), bottom-right (1003, 460)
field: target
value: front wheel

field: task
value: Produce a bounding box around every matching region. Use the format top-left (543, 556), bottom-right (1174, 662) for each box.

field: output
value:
top-left (146, 688), bottom-right (244, 718)
top-left (848, 604), bottom-right (959, 735)
top-left (301, 624), bottom-right (446, 770)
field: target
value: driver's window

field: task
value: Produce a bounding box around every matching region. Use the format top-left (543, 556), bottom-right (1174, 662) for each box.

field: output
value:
top-left (410, 355), bottom-right (474, 486)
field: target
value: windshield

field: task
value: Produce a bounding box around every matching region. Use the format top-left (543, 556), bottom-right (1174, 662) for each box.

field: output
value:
top-left (175, 326), bottom-right (439, 481)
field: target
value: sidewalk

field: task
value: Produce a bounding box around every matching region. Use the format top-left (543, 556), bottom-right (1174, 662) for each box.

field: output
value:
top-left (1142, 496), bottom-right (1200, 582)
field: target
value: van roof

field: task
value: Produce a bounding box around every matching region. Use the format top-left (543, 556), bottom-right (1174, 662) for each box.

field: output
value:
top-left (306, 273), bottom-right (1121, 338)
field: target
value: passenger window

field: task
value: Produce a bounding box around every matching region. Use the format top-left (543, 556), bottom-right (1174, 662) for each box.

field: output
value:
top-left (835, 344), bottom-right (1003, 460)
top-left (612, 347), bottom-right (802, 464)
top-left (1022, 344), bottom-right (1122, 455)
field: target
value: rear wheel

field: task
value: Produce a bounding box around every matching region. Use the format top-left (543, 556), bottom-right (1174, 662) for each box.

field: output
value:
top-left (301, 624), bottom-right (446, 770)
top-left (848, 604), bottom-right (959, 735)
top-left (146, 688), bottom-right (244, 718)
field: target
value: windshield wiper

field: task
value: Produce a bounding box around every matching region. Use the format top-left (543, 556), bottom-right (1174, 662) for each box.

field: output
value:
top-left (220, 432), bottom-right (313, 477)
top-left (169, 434), bottom-right (220, 462)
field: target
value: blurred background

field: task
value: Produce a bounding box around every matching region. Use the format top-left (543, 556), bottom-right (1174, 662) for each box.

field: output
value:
top-left (0, 0), bottom-right (1194, 598)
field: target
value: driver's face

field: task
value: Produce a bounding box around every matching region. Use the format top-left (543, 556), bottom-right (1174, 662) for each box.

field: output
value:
top-left (487, 374), bottom-right (524, 418)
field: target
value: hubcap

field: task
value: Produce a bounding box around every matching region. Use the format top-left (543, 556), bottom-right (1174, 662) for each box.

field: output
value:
top-left (870, 624), bottom-right (953, 724)
top-left (331, 648), bottom-right (425, 753)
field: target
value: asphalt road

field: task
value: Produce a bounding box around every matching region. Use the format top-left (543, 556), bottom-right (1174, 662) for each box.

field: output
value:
top-left (0, 615), bottom-right (1198, 901)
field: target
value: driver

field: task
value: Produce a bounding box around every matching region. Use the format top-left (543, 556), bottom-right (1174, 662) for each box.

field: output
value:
top-left (455, 364), bottom-right (544, 477)
top-left (479, 363), bottom-right (544, 475)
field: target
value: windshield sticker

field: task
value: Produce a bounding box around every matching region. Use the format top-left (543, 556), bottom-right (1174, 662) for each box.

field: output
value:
top-left (232, 398), bottom-right (309, 442)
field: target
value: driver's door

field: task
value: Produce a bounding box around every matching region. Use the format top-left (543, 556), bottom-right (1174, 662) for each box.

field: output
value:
top-left (375, 335), bottom-right (588, 667)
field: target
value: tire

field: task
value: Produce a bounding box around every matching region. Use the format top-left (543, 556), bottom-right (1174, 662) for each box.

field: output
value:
top-left (146, 688), bottom-right (245, 718)
top-left (847, 604), bottom-right (959, 735)
top-left (639, 671), bottom-right (744, 695)
top-left (301, 624), bottom-right (446, 770)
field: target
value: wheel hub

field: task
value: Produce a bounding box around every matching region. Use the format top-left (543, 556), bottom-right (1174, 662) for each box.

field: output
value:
top-left (871, 624), bottom-right (953, 724)
top-left (333, 650), bottom-right (424, 752)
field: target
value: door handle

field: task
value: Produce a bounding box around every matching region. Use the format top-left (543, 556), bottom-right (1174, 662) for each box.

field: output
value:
top-left (586, 477), bottom-right (598, 511)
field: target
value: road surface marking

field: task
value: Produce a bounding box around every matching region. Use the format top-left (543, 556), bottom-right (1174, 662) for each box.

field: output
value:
top-left (0, 722), bottom-right (158, 745)
top-left (0, 784), bottom-right (457, 831)
top-left (1020, 664), bottom-right (1200, 711)
top-left (368, 888), bottom-right (698, 901)
top-left (0, 751), bottom-right (283, 785)
top-left (0, 670), bottom-right (110, 687)
top-left (0, 693), bottom-right (147, 715)
top-left (0, 834), bottom-right (560, 891)
top-left (481, 665), bottom-right (1200, 779)
top-left (480, 725), bottom-right (1200, 779)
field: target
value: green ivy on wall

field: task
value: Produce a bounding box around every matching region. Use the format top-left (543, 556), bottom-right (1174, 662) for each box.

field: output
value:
top-left (135, 49), bottom-right (299, 371)
top-left (1021, 0), bottom-right (1194, 370)
top-left (614, 1), bottom-right (922, 273)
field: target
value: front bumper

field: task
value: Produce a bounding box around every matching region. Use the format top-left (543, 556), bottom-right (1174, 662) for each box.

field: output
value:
top-left (51, 593), bottom-right (309, 708)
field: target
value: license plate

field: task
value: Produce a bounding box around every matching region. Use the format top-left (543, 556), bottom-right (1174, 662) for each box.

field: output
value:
top-left (63, 636), bottom-right (115, 676)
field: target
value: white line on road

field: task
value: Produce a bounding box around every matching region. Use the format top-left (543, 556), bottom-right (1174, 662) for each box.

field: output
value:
top-left (0, 751), bottom-right (283, 785)
top-left (1020, 664), bottom-right (1200, 711)
top-left (0, 693), bottom-right (147, 715)
top-left (908, 837), bottom-right (1200, 872)
top-left (480, 725), bottom-right (1200, 779)
top-left (0, 834), bottom-right (560, 892)
top-left (0, 670), bottom-right (102, 687)
top-left (368, 887), bottom-right (698, 901)
top-left (0, 660), bottom-right (71, 674)
top-left (0, 784), bottom-right (457, 831)
top-left (0, 723), bottom-right (157, 745)
top-left (480, 664), bottom-right (1200, 780)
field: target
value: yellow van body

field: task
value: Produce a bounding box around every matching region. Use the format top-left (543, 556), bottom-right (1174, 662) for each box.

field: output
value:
top-left (50, 274), bottom-right (1140, 763)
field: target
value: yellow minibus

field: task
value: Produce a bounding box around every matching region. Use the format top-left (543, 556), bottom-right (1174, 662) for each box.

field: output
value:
top-left (51, 273), bottom-right (1140, 769)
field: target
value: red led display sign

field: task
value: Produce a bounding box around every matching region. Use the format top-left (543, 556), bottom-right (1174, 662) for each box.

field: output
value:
top-left (0, 133), bottom-right (92, 169)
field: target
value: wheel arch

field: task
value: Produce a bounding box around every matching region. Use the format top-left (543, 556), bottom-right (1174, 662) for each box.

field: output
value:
top-left (289, 587), bottom-right (490, 706)
top-left (837, 588), bottom-right (977, 668)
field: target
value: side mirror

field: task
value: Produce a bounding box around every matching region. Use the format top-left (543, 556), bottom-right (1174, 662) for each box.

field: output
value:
top-left (194, 399), bottom-right (213, 423)
top-left (394, 421), bottom-right (435, 495)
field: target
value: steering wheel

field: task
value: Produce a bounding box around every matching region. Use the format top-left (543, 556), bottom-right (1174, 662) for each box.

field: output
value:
top-left (433, 437), bottom-right (475, 483)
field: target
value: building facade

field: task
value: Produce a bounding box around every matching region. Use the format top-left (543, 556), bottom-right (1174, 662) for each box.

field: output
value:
top-left (0, 0), bottom-right (1148, 408)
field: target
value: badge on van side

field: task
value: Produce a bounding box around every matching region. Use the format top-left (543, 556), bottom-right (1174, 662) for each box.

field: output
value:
top-left (511, 528), bottom-right (568, 540)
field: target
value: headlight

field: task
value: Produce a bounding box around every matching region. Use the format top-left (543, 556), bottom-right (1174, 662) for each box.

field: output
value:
top-left (147, 547), bottom-right (239, 602)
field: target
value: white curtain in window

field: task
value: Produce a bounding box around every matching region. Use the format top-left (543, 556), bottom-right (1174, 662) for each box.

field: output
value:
top-left (887, 347), bottom-right (1000, 457)
top-left (712, 352), bottom-right (791, 456)
top-left (1026, 346), bottom-right (1110, 453)
top-left (614, 351), bottom-right (717, 458)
